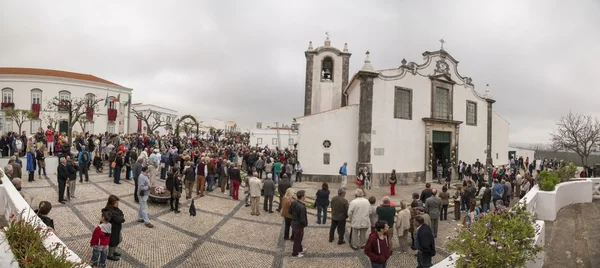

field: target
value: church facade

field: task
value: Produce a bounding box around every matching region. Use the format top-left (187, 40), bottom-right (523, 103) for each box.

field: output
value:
top-left (295, 37), bottom-right (509, 185)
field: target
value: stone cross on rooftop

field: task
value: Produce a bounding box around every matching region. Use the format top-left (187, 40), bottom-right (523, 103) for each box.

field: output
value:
top-left (439, 38), bottom-right (445, 50)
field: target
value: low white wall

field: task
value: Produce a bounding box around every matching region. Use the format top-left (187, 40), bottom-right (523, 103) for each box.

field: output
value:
top-left (536, 179), bottom-right (593, 221)
top-left (591, 178), bottom-right (600, 199)
top-left (0, 169), bottom-right (88, 266)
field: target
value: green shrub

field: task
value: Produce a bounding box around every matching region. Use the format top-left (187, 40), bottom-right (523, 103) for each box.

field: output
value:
top-left (3, 210), bottom-right (88, 268)
top-left (447, 201), bottom-right (543, 268)
top-left (537, 170), bottom-right (560, 191)
top-left (556, 163), bottom-right (578, 182)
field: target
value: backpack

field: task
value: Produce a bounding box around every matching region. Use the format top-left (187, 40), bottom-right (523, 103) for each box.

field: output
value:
top-left (339, 166), bottom-right (343, 175)
top-left (82, 152), bottom-right (89, 163)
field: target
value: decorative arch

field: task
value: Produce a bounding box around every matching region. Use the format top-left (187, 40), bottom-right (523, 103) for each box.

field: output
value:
top-left (175, 115), bottom-right (199, 137)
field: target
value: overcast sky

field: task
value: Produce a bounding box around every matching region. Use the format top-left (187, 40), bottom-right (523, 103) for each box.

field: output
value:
top-left (1, 1), bottom-right (598, 144)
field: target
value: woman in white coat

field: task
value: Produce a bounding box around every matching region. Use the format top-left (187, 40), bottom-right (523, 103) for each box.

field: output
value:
top-left (348, 189), bottom-right (371, 250)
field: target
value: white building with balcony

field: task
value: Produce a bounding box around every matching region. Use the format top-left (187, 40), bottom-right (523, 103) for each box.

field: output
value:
top-left (250, 122), bottom-right (298, 150)
top-left (200, 119), bottom-right (240, 133)
top-left (0, 67), bottom-right (133, 135)
top-left (128, 103), bottom-right (177, 136)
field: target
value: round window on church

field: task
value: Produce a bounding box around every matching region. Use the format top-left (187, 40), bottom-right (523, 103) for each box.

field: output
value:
top-left (323, 140), bottom-right (332, 149)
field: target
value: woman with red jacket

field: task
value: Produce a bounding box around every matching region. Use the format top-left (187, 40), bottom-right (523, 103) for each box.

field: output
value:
top-left (364, 220), bottom-right (391, 268)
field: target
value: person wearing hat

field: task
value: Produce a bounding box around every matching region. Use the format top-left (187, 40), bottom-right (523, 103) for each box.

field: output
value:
top-left (329, 188), bottom-right (349, 245)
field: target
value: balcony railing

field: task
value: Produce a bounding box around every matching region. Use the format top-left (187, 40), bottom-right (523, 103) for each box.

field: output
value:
top-left (0, 173), bottom-right (88, 267)
top-left (31, 103), bottom-right (41, 118)
top-left (0, 103), bottom-right (14, 110)
top-left (107, 108), bottom-right (117, 121)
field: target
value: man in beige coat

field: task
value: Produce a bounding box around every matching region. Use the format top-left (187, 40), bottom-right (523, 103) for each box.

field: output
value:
top-left (395, 202), bottom-right (412, 253)
top-left (248, 171), bottom-right (263, 216)
top-left (348, 189), bottom-right (371, 250)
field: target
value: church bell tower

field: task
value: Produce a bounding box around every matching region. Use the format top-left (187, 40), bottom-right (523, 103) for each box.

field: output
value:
top-left (304, 35), bottom-right (351, 116)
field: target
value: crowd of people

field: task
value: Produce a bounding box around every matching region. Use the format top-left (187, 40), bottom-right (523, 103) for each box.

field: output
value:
top-left (5, 125), bottom-right (589, 268)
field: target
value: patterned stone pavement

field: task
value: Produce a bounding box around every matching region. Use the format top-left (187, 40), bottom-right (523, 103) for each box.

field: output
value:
top-left (20, 171), bottom-right (456, 268)
top-left (544, 199), bottom-right (600, 268)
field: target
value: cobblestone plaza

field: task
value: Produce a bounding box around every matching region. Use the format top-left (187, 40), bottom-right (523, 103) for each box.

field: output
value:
top-left (22, 172), bottom-right (454, 268)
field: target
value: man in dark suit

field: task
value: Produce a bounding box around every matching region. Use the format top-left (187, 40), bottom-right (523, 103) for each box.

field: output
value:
top-left (57, 157), bottom-right (69, 204)
top-left (414, 215), bottom-right (436, 268)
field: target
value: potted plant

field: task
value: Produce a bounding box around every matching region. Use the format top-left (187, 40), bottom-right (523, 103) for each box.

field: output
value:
top-left (3, 211), bottom-right (87, 267)
top-left (446, 201), bottom-right (543, 268)
top-left (148, 186), bottom-right (171, 204)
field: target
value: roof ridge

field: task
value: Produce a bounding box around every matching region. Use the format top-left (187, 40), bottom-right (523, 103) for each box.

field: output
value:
top-left (0, 67), bottom-right (122, 87)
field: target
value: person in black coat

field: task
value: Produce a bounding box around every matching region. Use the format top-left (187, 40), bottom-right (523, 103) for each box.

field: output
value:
top-left (276, 175), bottom-right (291, 212)
top-left (166, 168), bottom-right (181, 213)
top-left (66, 156), bottom-right (79, 199)
top-left (57, 157), bottom-right (69, 204)
top-left (114, 152), bottom-right (124, 184)
top-left (102, 195), bottom-right (125, 261)
top-left (414, 215), bottom-right (436, 267)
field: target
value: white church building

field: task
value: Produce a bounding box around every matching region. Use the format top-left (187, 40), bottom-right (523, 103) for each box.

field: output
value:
top-left (295, 37), bottom-right (509, 184)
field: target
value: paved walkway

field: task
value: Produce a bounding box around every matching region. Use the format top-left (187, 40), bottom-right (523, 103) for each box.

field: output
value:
top-left (20, 172), bottom-right (458, 268)
top-left (544, 199), bottom-right (600, 268)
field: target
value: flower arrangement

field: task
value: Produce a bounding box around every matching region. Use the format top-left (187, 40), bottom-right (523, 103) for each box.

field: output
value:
top-left (3, 210), bottom-right (87, 267)
top-left (154, 186), bottom-right (165, 194)
top-left (446, 201), bottom-right (543, 268)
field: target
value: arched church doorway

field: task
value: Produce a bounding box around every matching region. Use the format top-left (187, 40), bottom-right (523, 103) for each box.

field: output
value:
top-left (432, 131), bottom-right (451, 180)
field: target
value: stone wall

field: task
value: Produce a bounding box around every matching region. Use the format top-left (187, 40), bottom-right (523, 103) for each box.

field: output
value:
top-left (302, 171), bottom-right (426, 185)
top-left (374, 171), bottom-right (426, 186)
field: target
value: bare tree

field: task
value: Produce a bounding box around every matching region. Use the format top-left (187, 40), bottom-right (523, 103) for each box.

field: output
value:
top-left (550, 111), bottom-right (600, 166)
top-left (132, 109), bottom-right (168, 134)
top-left (77, 116), bottom-right (89, 133)
top-left (45, 96), bottom-right (103, 145)
top-left (41, 111), bottom-right (63, 131)
top-left (4, 109), bottom-right (36, 134)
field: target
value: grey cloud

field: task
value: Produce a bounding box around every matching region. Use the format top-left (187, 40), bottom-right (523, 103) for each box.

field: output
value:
top-left (1, 0), bottom-right (598, 140)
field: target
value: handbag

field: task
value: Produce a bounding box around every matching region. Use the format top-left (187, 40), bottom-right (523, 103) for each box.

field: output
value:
top-left (139, 190), bottom-right (145, 197)
top-left (173, 189), bottom-right (181, 199)
top-left (356, 180), bottom-right (363, 186)
top-left (111, 162), bottom-right (116, 168)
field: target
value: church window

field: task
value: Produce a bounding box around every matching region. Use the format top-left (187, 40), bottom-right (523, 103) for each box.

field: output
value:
top-left (323, 153), bottom-right (330, 165)
top-left (288, 138), bottom-right (294, 145)
top-left (466, 101), bottom-right (477, 126)
top-left (321, 57), bottom-right (334, 81)
top-left (322, 140), bottom-right (332, 149)
top-left (433, 87), bottom-right (450, 120)
top-left (394, 87), bottom-right (412, 120)
top-left (272, 138), bottom-right (278, 145)
top-left (257, 138), bottom-right (263, 144)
